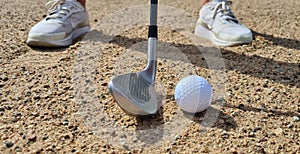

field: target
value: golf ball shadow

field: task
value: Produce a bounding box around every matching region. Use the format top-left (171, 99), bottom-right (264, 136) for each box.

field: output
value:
top-left (112, 40), bottom-right (197, 145)
top-left (73, 3), bottom-right (226, 150)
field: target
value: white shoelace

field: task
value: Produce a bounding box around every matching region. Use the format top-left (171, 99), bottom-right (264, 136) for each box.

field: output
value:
top-left (45, 0), bottom-right (82, 20)
top-left (212, 1), bottom-right (238, 24)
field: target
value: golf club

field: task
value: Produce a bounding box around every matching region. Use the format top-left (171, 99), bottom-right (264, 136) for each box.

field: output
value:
top-left (108, 0), bottom-right (158, 116)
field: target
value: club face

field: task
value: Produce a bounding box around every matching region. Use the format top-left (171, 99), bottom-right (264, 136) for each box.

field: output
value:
top-left (108, 72), bottom-right (158, 115)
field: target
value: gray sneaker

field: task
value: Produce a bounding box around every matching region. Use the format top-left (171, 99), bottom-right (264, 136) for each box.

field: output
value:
top-left (195, 0), bottom-right (252, 46)
top-left (27, 0), bottom-right (90, 47)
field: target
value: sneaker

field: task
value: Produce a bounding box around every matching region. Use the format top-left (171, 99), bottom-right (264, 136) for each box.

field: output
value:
top-left (27, 0), bottom-right (90, 47)
top-left (195, 0), bottom-right (252, 46)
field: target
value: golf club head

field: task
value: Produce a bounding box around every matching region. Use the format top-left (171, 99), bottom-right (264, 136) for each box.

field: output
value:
top-left (108, 72), bottom-right (158, 116)
top-left (108, 0), bottom-right (158, 116)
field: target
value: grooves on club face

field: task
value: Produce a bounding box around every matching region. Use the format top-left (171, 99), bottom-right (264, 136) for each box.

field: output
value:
top-left (108, 72), bottom-right (158, 116)
top-left (108, 0), bottom-right (158, 116)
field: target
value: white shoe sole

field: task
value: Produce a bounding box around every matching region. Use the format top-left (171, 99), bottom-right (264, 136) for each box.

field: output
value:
top-left (194, 24), bottom-right (251, 46)
top-left (27, 26), bottom-right (90, 47)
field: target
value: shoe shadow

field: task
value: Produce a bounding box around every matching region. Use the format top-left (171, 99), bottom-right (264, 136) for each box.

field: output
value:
top-left (28, 46), bottom-right (68, 52)
top-left (84, 29), bottom-right (299, 88)
top-left (253, 30), bottom-right (300, 50)
top-left (219, 47), bottom-right (299, 88)
top-left (74, 29), bottom-right (298, 148)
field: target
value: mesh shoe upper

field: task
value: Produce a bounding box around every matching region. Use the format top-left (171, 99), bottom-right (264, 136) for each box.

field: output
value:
top-left (198, 0), bottom-right (252, 42)
top-left (28, 0), bottom-right (89, 41)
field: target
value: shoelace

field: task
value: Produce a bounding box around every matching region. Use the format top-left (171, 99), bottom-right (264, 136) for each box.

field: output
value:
top-left (212, 1), bottom-right (238, 24)
top-left (45, 0), bottom-right (81, 20)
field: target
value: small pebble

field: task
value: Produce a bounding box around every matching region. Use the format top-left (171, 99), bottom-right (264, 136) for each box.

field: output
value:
top-left (0, 107), bottom-right (5, 112)
top-left (1, 2), bottom-right (300, 153)
top-left (5, 141), bottom-right (14, 148)
top-left (292, 116), bottom-right (300, 122)
top-left (42, 135), bottom-right (48, 140)
top-left (63, 120), bottom-right (69, 126)
top-left (13, 112), bottom-right (22, 116)
top-left (249, 132), bottom-right (255, 137)
top-left (28, 135), bottom-right (37, 142)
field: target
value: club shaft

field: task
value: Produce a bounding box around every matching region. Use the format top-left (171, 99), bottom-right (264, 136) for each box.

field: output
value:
top-left (150, 2), bottom-right (157, 26)
top-left (148, 0), bottom-right (158, 38)
top-left (148, 38), bottom-right (157, 61)
top-left (142, 0), bottom-right (158, 84)
top-left (142, 38), bottom-right (156, 84)
top-left (148, 0), bottom-right (157, 60)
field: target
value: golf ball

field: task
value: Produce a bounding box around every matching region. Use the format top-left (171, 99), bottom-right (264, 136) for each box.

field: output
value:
top-left (174, 75), bottom-right (212, 113)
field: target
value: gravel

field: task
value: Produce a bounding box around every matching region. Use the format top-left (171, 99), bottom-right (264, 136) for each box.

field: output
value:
top-left (0, 0), bottom-right (299, 153)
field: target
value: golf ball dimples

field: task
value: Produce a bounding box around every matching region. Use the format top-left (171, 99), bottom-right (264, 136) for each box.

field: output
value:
top-left (174, 75), bottom-right (212, 113)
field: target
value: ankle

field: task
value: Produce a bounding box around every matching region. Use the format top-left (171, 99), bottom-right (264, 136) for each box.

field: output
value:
top-left (77, 0), bottom-right (86, 7)
top-left (202, 0), bottom-right (211, 6)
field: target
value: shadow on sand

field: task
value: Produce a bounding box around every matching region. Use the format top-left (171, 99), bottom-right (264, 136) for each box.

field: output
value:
top-left (83, 29), bottom-right (299, 88)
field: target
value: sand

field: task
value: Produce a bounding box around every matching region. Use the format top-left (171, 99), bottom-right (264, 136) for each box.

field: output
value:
top-left (0, 0), bottom-right (299, 153)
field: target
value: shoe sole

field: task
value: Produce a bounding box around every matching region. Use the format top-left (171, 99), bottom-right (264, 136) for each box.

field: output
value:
top-left (27, 26), bottom-right (90, 47)
top-left (194, 24), bottom-right (252, 46)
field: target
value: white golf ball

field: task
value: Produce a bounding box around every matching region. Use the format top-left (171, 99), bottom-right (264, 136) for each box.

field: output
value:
top-left (174, 75), bottom-right (212, 113)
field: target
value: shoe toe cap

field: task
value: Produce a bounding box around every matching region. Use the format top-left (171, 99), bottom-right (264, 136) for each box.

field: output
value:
top-left (217, 26), bottom-right (253, 42)
top-left (28, 21), bottom-right (67, 40)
